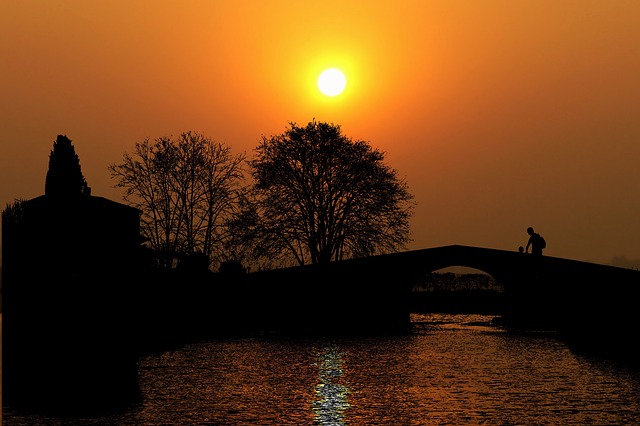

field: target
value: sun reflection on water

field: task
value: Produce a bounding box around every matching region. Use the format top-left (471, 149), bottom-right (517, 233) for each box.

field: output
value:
top-left (312, 344), bottom-right (351, 425)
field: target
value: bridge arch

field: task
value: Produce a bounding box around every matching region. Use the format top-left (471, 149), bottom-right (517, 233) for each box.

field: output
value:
top-left (400, 248), bottom-right (523, 288)
top-left (414, 266), bottom-right (504, 292)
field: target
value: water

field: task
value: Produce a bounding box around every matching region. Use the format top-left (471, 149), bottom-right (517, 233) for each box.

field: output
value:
top-left (4, 313), bottom-right (640, 425)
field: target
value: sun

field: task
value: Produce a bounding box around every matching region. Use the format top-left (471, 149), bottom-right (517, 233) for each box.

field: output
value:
top-left (317, 68), bottom-right (346, 96)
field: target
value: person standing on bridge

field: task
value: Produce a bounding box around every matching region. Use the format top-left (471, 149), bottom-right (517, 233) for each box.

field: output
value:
top-left (525, 227), bottom-right (545, 256)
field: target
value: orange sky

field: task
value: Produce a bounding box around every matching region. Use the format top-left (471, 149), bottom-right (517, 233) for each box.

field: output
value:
top-left (2, 1), bottom-right (640, 267)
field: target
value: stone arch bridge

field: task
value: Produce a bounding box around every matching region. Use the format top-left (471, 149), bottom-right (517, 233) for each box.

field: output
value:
top-left (248, 245), bottom-right (640, 336)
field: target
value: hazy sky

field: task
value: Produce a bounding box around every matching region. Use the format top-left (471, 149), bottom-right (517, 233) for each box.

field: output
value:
top-left (2, 1), bottom-right (640, 267)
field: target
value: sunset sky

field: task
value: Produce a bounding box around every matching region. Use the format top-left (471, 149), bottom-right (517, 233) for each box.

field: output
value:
top-left (2, 1), bottom-right (640, 267)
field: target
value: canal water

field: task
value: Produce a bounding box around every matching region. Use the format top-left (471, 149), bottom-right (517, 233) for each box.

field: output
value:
top-left (4, 313), bottom-right (640, 425)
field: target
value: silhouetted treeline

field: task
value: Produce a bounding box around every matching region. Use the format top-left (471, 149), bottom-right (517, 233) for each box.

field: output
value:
top-left (414, 272), bottom-right (503, 292)
top-left (109, 121), bottom-right (415, 271)
top-left (411, 272), bottom-right (506, 314)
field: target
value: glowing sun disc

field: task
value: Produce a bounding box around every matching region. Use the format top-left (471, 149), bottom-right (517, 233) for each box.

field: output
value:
top-left (318, 68), bottom-right (346, 96)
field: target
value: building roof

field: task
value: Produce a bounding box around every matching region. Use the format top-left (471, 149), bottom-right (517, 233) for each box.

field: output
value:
top-left (23, 194), bottom-right (141, 215)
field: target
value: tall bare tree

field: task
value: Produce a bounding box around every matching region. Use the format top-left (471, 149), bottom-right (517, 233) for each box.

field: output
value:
top-left (239, 120), bottom-right (415, 267)
top-left (109, 132), bottom-right (246, 268)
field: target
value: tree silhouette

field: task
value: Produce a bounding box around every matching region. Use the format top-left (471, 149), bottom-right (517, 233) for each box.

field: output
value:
top-left (236, 120), bottom-right (415, 266)
top-left (109, 131), bottom-right (247, 269)
top-left (1, 198), bottom-right (25, 227)
top-left (44, 135), bottom-right (89, 196)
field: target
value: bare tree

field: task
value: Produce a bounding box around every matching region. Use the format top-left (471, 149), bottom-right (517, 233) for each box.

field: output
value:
top-left (109, 132), bottom-right (246, 268)
top-left (240, 120), bottom-right (415, 267)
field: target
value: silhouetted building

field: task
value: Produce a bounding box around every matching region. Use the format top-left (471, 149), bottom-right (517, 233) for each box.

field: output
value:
top-left (2, 135), bottom-right (143, 411)
top-left (13, 193), bottom-right (141, 273)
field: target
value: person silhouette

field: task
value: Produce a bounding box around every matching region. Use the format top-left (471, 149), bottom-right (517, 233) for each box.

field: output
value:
top-left (525, 227), bottom-right (544, 256)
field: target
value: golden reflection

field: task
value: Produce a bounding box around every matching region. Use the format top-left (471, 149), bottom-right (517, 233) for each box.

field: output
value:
top-left (312, 345), bottom-right (351, 425)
